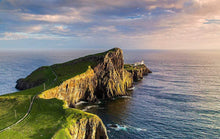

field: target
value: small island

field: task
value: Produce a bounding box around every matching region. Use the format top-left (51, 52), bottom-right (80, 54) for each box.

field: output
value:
top-left (0, 48), bottom-right (151, 139)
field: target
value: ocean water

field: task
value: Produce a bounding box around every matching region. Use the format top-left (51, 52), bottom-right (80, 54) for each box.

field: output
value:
top-left (0, 50), bottom-right (220, 138)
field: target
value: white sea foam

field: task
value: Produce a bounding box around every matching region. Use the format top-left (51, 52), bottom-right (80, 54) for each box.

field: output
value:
top-left (75, 101), bottom-right (88, 105)
top-left (127, 125), bottom-right (147, 132)
top-left (128, 87), bottom-right (135, 91)
top-left (107, 124), bottom-right (147, 132)
top-left (107, 124), bottom-right (127, 131)
top-left (120, 96), bottom-right (132, 99)
top-left (82, 105), bottom-right (98, 111)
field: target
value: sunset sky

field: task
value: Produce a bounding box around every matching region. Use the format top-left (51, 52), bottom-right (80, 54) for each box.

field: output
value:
top-left (0, 0), bottom-right (220, 50)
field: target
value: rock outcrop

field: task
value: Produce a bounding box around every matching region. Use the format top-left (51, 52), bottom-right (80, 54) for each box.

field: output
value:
top-left (15, 78), bottom-right (31, 90)
top-left (125, 64), bottom-right (152, 82)
top-left (68, 116), bottom-right (108, 139)
top-left (39, 48), bottom-right (151, 107)
top-left (52, 109), bottom-right (108, 139)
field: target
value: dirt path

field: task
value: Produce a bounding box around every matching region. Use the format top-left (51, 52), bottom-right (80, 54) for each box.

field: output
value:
top-left (0, 68), bottom-right (57, 133)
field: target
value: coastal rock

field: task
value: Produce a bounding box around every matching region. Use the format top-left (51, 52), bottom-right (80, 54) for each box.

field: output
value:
top-left (94, 48), bottom-right (133, 99)
top-left (15, 78), bottom-right (38, 90)
top-left (125, 64), bottom-right (152, 82)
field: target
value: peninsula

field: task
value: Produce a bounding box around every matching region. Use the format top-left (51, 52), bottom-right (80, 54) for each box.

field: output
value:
top-left (0, 48), bottom-right (151, 139)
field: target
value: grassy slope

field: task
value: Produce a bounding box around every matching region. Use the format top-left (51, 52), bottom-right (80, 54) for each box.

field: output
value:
top-left (0, 50), bottom-right (109, 138)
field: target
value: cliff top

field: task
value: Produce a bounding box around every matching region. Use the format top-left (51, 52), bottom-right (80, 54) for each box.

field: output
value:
top-left (17, 47), bottom-right (122, 90)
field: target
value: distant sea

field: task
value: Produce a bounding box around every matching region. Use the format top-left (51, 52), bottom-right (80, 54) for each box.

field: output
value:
top-left (0, 49), bottom-right (220, 139)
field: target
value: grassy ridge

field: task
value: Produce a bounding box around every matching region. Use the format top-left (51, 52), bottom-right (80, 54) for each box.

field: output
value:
top-left (19, 48), bottom-right (117, 88)
top-left (19, 50), bottom-right (108, 89)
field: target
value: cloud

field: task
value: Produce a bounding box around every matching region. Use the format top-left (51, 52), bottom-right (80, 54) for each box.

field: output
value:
top-left (21, 10), bottom-right (90, 23)
top-left (24, 25), bottom-right (43, 33)
top-left (53, 25), bottom-right (69, 32)
top-left (0, 32), bottom-right (29, 40)
top-left (0, 32), bottom-right (66, 40)
top-left (204, 19), bottom-right (220, 24)
top-left (0, 0), bottom-right (220, 49)
top-left (90, 26), bottom-right (117, 33)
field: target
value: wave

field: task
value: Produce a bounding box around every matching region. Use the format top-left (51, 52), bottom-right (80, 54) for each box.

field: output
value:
top-left (107, 124), bottom-right (147, 132)
top-left (82, 105), bottom-right (98, 111)
top-left (128, 87), bottom-right (135, 91)
top-left (120, 96), bottom-right (132, 99)
top-left (75, 101), bottom-right (88, 105)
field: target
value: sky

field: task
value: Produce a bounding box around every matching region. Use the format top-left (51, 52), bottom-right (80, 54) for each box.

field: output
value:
top-left (0, 0), bottom-right (220, 50)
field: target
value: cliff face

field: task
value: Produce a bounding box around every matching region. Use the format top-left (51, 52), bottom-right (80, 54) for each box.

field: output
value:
top-left (93, 48), bottom-right (133, 99)
top-left (39, 68), bottom-right (98, 107)
top-left (39, 48), bottom-right (151, 107)
top-left (68, 116), bottom-right (108, 139)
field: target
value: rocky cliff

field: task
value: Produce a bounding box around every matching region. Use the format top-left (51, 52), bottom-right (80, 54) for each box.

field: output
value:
top-left (67, 116), bottom-right (108, 139)
top-left (39, 48), bottom-right (151, 107)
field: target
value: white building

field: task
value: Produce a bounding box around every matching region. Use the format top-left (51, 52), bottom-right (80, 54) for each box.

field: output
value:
top-left (134, 60), bottom-right (144, 66)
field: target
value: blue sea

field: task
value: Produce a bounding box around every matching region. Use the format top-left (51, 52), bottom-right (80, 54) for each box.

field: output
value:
top-left (0, 49), bottom-right (220, 138)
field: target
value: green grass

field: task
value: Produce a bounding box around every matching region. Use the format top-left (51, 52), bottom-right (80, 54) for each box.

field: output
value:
top-left (0, 88), bottom-right (96, 139)
top-left (0, 85), bottom-right (45, 131)
top-left (52, 61), bottom-right (97, 83)
top-left (0, 98), bottom-right (65, 139)
top-left (0, 96), bottom-right (30, 130)
top-left (124, 64), bottom-right (135, 71)
top-left (0, 48), bottom-right (114, 138)
top-left (0, 96), bottom-right (95, 139)
top-left (24, 66), bottom-right (55, 83)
